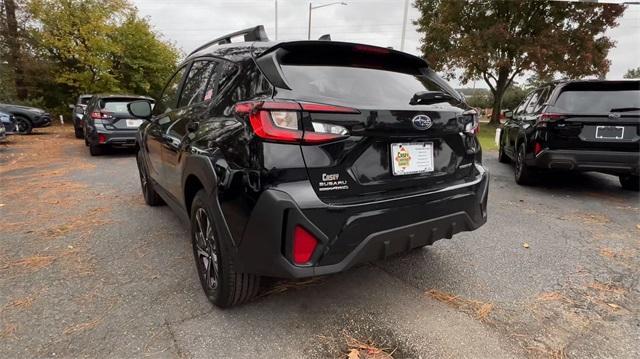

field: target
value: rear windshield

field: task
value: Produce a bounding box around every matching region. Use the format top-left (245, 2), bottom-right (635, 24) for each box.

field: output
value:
top-left (553, 82), bottom-right (640, 114)
top-left (101, 99), bottom-right (153, 113)
top-left (280, 65), bottom-right (457, 108)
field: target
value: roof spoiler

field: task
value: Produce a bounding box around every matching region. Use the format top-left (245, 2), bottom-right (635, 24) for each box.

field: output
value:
top-left (188, 25), bottom-right (269, 56)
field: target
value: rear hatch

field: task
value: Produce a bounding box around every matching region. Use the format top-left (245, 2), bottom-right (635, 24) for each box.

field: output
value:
top-left (544, 81), bottom-right (640, 151)
top-left (255, 42), bottom-right (479, 204)
top-left (94, 97), bottom-right (154, 130)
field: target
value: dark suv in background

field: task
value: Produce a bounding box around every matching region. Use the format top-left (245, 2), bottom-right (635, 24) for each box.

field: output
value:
top-left (70, 94), bottom-right (93, 138)
top-left (0, 103), bottom-right (51, 134)
top-left (127, 26), bottom-right (489, 307)
top-left (82, 94), bottom-right (154, 156)
top-left (499, 80), bottom-right (640, 190)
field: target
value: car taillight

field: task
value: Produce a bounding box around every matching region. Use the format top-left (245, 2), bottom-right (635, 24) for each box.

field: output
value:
top-left (234, 100), bottom-right (356, 144)
top-left (458, 109), bottom-right (479, 135)
top-left (537, 113), bottom-right (566, 127)
top-left (98, 133), bottom-right (107, 144)
top-left (292, 225), bottom-right (318, 265)
top-left (91, 111), bottom-right (112, 120)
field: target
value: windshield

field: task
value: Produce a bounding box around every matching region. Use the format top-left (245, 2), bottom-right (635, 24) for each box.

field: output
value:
top-left (553, 82), bottom-right (640, 114)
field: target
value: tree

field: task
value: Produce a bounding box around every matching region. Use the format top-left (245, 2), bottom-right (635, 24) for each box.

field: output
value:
top-left (414, 0), bottom-right (625, 125)
top-left (623, 67), bottom-right (640, 79)
top-left (16, 0), bottom-right (179, 114)
top-left (1, 0), bottom-right (28, 99)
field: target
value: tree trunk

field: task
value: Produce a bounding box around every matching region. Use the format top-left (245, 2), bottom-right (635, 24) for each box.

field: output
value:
top-left (3, 0), bottom-right (27, 100)
top-left (488, 69), bottom-right (509, 127)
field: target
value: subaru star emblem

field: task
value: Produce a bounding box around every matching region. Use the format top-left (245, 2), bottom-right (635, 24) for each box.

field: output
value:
top-left (411, 115), bottom-right (433, 130)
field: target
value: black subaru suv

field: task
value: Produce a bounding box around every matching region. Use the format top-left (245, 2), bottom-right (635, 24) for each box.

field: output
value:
top-left (127, 26), bottom-right (489, 307)
top-left (498, 80), bottom-right (640, 190)
top-left (82, 94), bottom-right (155, 156)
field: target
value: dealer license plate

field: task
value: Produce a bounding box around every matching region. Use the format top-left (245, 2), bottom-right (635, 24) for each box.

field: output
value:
top-left (391, 142), bottom-right (434, 176)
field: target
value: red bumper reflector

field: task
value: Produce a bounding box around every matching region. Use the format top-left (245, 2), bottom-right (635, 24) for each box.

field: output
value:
top-left (534, 142), bottom-right (542, 155)
top-left (292, 225), bottom-right (318, 265)
top-left (98, 134), bottom-right (107, 144)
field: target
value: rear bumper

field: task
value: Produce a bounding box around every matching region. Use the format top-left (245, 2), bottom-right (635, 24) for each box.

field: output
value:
top-left (89, 129), bottom-right (137, 147)
top-left (530, 149), bottom-right (640, 175)
top-left (235, 164), bottom-right (489, 278)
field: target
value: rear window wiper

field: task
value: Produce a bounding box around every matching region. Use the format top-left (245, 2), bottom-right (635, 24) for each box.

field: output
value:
top-left (410, 91), bottom-right (456, 105)
top-left (610, 107), bottom-right (640, 112)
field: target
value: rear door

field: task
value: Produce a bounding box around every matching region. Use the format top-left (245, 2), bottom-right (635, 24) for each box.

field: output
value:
top-left (146, 65), bottom-right (188, 188)
top-left (162, 59), bottom-right (218, 198)
top-left (544, 81), bottom-right (640, 151)
top-left (257, 42), bottom-right (478, 204)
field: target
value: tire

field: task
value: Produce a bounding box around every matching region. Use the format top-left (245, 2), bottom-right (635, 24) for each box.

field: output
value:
top-left (514, 142), bottom-right (535, 185)
top-left (619, 174), bottom-right (640, 191)
top-left (89, 143), bottom-right (105, 156)
top-left (190, 189), bottom-right (260, 308)
top-left (498, 135), bottom-right (510, 164)
top-left (74, 125), bottom-right (83, 139)
top-left (136, 150), bottom-right (164, 206)
top-left (15, 116), bottom-right (32, 135)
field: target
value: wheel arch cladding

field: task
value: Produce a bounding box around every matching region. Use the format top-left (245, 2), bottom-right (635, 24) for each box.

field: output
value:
top-left (182, 154), bottom-right (219, 216)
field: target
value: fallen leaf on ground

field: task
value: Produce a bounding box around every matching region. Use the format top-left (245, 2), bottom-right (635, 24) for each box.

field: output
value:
top-left (523, 243), bottom-right (530, 249)
top-left (607, 303), bottom-right (621, 310)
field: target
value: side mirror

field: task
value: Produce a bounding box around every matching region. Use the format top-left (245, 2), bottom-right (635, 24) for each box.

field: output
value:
top-left (504, 110), bottom-right (513, 119)
top-left (128, 100), bottom-right (153, 120)
top-left (74, 106), bottom-right (85, 115)
top-left (68, 104), bottom-right (75, 110)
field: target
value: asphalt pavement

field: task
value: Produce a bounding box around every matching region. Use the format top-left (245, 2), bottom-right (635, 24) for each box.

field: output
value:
top-left (1, 127), bottom-right (638, 358)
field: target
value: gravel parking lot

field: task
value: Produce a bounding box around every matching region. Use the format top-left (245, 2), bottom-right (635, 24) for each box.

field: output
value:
top-left (1, 127), bottom-right (638, 359)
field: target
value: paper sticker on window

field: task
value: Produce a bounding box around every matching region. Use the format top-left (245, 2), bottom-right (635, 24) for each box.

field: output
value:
top-left (204, 89), bottom-right (214, 101)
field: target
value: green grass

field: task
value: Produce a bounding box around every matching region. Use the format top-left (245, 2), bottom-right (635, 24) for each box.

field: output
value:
top-left (477, 124), bottom-right (499, 152)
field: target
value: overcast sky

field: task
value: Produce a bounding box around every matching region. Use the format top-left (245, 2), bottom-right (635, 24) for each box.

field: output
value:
top-left (132, 0), bottom-right (640, 88)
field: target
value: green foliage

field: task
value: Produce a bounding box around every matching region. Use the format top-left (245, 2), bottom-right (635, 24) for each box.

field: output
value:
top-left (623, 67), bottom-right (640, 79)
top-left (0, 0), bottom-right (179, 115)
top-left (414, 0), bottom-right (625, 124)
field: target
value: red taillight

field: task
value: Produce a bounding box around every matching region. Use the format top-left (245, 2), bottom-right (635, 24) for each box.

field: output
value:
top-left (90, 111), bottom-right (112, 120)
top-left (249, 111), bottom-right (302, 143)
top-left (98, 133), bottom-right (107, 144)
top-left (534, 141), bottom-right (543, 155)
top-left (299, 102), bottom-right (360, 114)
top-left (292, 225), bottom-right (318, 265)
top-left (353, 44), bottom-right (390, 55)
top-left (538, 113), bottom-right (566, 127)
top-left (235, 101), bottom-right (357, 144)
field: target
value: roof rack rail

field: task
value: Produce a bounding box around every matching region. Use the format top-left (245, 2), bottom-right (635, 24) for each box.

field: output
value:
top-left (188, 25), bottom-right (269, 56)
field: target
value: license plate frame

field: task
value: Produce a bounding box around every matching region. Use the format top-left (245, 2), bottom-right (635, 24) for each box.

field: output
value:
top-left (595, 125), bottom-right (624, 140)
top-left (391, 142), bottom-right (434, 176)
top-left (125, 119), bottom-right (143, 128)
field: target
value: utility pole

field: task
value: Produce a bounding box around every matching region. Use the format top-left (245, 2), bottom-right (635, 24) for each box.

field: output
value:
top-left (400, 0), bottom-right (409, 51)
top-left (275, 0), bottom-right (278, 40)
top-left (308, 2), bottom-right (347, 40)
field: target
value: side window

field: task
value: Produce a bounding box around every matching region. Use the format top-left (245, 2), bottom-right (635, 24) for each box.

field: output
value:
top-left (524, 90), bottom-right (542, 114)
top-left (533, 87), bottom-right (550, 114)
top-left (515, 93), bottom-right (534, 115)
top-left (178, 60), bottom-right (217, 108)
top-left (155, 66), bottom-right (187, 115)
top-left (206, 60), bottom-right (238, 101)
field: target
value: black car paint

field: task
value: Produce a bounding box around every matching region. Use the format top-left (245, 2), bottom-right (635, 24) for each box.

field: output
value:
top-left (135, 40), bottom-right (488, 280)
top-left (500, 80), bottom-right (640, 177)
top-left (0, 103), bottom-right (51, 133)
